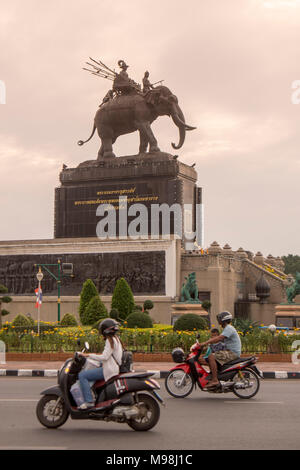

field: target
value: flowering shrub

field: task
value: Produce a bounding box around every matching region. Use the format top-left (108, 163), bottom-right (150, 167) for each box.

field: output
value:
top-left (0, 320), bottom-right (299, 354)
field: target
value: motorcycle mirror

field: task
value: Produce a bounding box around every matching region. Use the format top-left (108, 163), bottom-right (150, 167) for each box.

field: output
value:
top-left (84, 342), bottom-right (90, 350)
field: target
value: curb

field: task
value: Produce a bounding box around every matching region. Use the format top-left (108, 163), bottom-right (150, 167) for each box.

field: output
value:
top-left (1, 369), bottom-right (300, 379)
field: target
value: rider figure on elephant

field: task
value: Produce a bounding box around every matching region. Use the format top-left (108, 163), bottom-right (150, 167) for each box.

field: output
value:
top-left (113, 60), bottom-right (141, 95)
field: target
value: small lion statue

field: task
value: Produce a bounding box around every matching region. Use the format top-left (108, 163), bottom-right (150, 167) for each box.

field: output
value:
top-left (180, 272), bottom-right (199, 303)
top-left (286, 272), bottom-right (300, 304)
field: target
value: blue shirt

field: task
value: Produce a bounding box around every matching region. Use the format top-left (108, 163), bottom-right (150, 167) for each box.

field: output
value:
top-left (222, 324), bottom-right (241, 356)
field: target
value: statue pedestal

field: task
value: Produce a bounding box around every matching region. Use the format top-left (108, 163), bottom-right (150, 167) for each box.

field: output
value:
top-left (275, 304), bottom-right (300, 328)
top-left (171, 303), bottom-right (210, 326)
top-left (55, 152), bottom-right (200, 239)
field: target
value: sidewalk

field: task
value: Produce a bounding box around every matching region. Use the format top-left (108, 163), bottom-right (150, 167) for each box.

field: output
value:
top-left (1, 361), bottom-right (300, 379)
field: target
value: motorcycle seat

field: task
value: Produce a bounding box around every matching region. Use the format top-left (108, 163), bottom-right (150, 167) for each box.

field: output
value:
top-left (93, 371), bottom-right (155, 389)
top-left (218, 356), bottom-right (256, 370)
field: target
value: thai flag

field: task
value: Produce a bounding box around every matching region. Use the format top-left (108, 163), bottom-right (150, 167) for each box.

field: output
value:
top-left (35, 287), bottom-right (43, 308)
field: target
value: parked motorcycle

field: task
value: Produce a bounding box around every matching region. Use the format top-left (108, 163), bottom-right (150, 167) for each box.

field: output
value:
top-left (36, 342), bottom-right (163, 431)
top-left (165, 336), bottom-right (263, 399)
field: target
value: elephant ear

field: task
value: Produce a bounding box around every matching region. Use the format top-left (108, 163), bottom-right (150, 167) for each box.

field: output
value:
top-left (144, 89), bottom-right (161, 106)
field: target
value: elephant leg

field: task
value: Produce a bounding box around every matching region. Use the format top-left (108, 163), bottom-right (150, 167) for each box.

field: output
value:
top-left (98, 143), bottom-right (104, 159)
top-left (99, 137), bottom-right (116, 159)
top-left (138, 130), bottom-right (149, 154)
top-left (135, 121), bottom-right (160, 153)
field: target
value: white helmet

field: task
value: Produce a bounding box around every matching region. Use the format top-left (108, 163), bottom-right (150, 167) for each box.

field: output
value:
top-left (217, 311), bottom-right (233, 325)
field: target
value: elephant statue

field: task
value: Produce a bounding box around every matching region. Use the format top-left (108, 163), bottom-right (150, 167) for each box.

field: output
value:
top-left (78, 86), bottom-right (196, 159)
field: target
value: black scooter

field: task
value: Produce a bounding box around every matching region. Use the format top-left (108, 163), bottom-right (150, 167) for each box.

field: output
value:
top-left (36, 343), bottom-right (163, 431)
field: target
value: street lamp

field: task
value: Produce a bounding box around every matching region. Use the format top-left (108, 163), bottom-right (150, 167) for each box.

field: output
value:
top-left (36, 268), bottom-right (44, 335)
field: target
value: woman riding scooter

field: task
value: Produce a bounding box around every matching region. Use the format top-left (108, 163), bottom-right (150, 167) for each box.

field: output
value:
top-left (78, 318), bottom-right (123, 409)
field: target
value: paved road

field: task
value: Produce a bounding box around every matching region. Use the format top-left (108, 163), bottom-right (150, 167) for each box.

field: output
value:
top-left (0, 378), bottom-right (299, 450)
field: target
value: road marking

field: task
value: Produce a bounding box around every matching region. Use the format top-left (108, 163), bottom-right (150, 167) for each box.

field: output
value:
top-left (0, 399), bottom-right (37, 402)
top-left (0, 446), bottom-right (67, 450)
top-left (224, 401), bottom-right (284, 404)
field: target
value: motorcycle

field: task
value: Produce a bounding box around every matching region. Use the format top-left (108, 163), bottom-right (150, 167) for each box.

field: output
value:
top-left (36, 342), bottom-right (163, 431)
top-left (165, 336), bottom-right (263, 399)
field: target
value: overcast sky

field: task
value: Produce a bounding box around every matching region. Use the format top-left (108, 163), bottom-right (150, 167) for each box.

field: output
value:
top-left (0, 0), bottom-right (299, 257)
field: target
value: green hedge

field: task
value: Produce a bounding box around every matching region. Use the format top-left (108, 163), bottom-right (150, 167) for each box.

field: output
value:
top-left (0, 322), bottom-right (298, 354)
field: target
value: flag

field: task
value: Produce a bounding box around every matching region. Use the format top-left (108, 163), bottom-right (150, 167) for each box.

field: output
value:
top-left (35, 286), bottom-right (43, 308)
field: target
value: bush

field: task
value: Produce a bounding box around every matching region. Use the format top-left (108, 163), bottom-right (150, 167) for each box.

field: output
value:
top-left (60, 313), bottom-right (78, 327)
top-left (79, 279), bottom-right (99, 324)
top-left (25, 315), bottom-right (35, 327)
top-left (143, 300), bottom-right (154, 311)
top-left (111, 278), bottom-right (135, 320)
top-left (173, 314), bottom-right (208, 331)
top-left (134, 304), bottom-right (143, 311)
top-left (232, 318), bottom-right (259, 336)
top-left (126, 311), bottom-right (153, 329)
top-left (0, 284), bottom-right (12, 328)
top-left (109, 308), bottom-right (121, 320)
top-left (201, 300), bottom-right (211, 312)
top-left (83, 296), bottom-right (108, 326)
top-left (12, 314), bottom-right (32, 327)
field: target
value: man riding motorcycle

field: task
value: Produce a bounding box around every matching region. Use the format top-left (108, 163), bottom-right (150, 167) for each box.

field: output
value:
top-left (198, 311), bottom-right (241, 389)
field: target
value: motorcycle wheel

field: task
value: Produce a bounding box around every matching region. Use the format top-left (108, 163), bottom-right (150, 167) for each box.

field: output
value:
top-left (127, 393), bottom-right (160, 432)
top-left (165, 369), bottom-right (194, 398)
top-left (232, 368), bottom-right (260, 399)
top-left (36, 395), bottom-right (69, 428)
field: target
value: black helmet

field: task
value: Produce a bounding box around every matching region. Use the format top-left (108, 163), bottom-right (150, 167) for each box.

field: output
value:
top-left (216, 311), bottom-right (233, 325)
top-left (99, 318), bottom-right (119, 336)
top-left (171, 347), bottom-right (185, 363)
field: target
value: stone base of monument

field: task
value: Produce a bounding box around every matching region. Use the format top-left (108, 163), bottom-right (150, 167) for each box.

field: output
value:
top-left (171, 303), bottom-right (210, 326)
top-left (54, 152), bottom-right (200, 239)
top-left (275, 304), bottom-right (300, 328)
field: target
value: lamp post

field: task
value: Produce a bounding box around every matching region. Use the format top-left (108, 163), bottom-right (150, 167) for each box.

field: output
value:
top-left (36, 268), bottom-right (44, 336)
top-left (34, 260), bottom-right (73, 322)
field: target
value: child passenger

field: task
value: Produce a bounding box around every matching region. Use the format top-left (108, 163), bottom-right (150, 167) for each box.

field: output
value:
top-left (201, 328), bottom-right (226, 363)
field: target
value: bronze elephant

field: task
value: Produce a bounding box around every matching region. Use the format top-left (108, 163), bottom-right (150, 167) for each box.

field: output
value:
top-left (78, 86), bottom-right (196, 159)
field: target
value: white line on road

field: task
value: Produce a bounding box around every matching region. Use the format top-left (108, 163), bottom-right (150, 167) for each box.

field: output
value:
top-left (224, 401), bottom-right (284, 404)
top-left (0, 446), bottom-right (67, 450)
top-left (0, 399), bottom-right (37, 402)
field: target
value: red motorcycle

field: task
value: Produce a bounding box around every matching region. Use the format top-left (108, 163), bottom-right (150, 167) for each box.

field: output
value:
top-left (165, 337), bottom-right (262, 399)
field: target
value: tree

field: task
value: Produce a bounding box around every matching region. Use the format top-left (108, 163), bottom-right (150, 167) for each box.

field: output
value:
top-left (0, 284), bottom-right (12, 329)
top-left (79, 279), bottom-right (98, 324)
top-left (83, 295), bottom-right (108, 325)
top-left (143, 300), bottom-right (154, 312)
top-left (282, 254), bottom-right (300, 277)
top-left (111, 278), bottom-right (135, 320)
